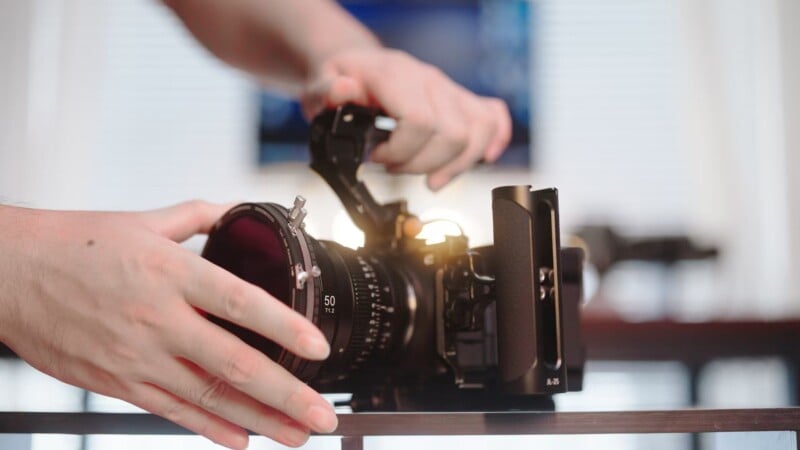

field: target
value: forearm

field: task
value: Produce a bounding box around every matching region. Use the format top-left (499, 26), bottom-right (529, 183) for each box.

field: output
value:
top-left (162, 0), bottom-right (380, 94)
top-left (0, 205), bottom-right (7, 345)
top-left (0, 204), bottom-right (27, 346)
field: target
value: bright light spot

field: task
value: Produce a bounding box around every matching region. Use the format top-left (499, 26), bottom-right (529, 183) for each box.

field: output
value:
top-left (331, 210), bottom-right (364, 249)
top-left (418, 208), bottom-right (468, 244)
top-left (303, 217), bottom-right (321, 239)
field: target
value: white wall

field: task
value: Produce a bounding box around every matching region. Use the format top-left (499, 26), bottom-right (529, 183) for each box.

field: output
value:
top-left (674, 0), bottom-right (800, 315)
top-left (0, 0), bottom-right (33, 204)
top-left (0, 0), bottom-right (107, 208)
top-left (779, 0), bottom-right (800, 306)
top-left (536, 0), bottom-right (800, 317)
top-left (1, 0), bottom-right (798, 316)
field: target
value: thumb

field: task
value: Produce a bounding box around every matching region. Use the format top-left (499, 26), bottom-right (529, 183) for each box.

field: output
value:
top-left (136, 200), bottom-right (233, 243)
top-left (301, 74), bottom-right (371, 120)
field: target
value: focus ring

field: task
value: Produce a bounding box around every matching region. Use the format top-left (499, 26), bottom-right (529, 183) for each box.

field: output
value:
top-left (343, 255), bottom-right (385, 370)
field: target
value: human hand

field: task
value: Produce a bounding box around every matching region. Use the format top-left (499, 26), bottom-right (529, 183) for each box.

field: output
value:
top-left (302, 48), bottom-right (513, 191)
top-left (0, 201), bottom-right (337, 449)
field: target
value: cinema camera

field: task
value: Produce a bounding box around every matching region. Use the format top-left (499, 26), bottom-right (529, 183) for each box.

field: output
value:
top-left (201, 105), bottom-right (585, 412)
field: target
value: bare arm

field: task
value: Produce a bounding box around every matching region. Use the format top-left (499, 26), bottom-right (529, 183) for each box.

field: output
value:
top-left (163, 0), bottom-right (513, 190)
top-left (162, 0), bottom-right (379, 94)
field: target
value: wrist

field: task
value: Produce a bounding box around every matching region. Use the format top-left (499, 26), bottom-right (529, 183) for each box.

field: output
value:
top-left (0, 205), bottom-right (23, 344)
top-left (305, 32), bottom-right (380, 76)
top-left (297, 1), bottom-right (381, 84)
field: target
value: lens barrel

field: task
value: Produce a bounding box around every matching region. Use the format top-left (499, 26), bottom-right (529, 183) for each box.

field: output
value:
top-left (201, 203), bottom-right (410, 385)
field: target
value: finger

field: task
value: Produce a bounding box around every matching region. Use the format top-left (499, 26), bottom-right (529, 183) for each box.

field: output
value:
top-left (370, 106), bottom-right (438, 166)
top-left (385, 129), bottom-right (463, 175)
top-left (320, 75), bottom-right (371, 106)
top-left (302, 74), bottom-right (370, 119)
top-left (427, 114), bottom-right (495, 190)
top-left (182, 255), bottom-right (330, 361)
top-left (152, 356), bottom-right (311, 447)
top-left (168, 313), bottom-right (338, 434)
top-left (136, 200), bottom-right (234, 242)
top-left (385, 90), bottom-right (469, 174)
top-left (355, 59), bottom-right (439, 165)
top-left (482, 98), bottom-right (512, 163)
top-left (125, 382), bottom-right (249, 450)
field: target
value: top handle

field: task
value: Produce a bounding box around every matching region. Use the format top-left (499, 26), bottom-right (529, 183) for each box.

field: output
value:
top-left (309, 104), bottom-right (407, 249)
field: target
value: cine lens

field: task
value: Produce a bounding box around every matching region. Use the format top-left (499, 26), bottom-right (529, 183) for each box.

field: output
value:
top-left (201, 203), bottom-right (410, 386)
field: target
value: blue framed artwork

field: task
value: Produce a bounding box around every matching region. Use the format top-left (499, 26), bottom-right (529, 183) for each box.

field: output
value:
top-left (258, 0), bottom-right (533, 167)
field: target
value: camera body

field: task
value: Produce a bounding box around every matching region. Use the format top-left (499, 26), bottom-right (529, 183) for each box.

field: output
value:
top-left (202, 105), bottom-right (584, 411)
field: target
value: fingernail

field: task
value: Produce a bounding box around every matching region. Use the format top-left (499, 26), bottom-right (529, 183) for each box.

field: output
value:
top-left (298, 333), bottom-right (330, 360)
top-left (307, 404), bottom-right (338, 433)
top-left (232, 433), bottom-right (249, 450)
top-left (278, 425), bottom-right (310, 448)
top-left (217, 431), bottom-right (248, 450)
top-left (427, 179), bottom-right (445, 191)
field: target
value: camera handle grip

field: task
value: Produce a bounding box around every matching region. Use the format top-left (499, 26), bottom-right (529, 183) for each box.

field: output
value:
top-left (492, 186), bottom-right (568, 394)
top-left (309, 104), bottom-right (411, 249)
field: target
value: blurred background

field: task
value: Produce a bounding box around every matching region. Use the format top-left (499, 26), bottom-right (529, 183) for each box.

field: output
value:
top-left (0, 0), bottom-right (798, 449)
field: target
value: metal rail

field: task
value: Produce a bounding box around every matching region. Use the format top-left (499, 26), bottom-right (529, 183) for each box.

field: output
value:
top-left (1, 408), bottom-right (798, 449)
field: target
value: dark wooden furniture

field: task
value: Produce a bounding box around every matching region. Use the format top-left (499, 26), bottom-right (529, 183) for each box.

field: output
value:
top-left (581, 317), bottom-right (800, 408)
top-left (5, 317), bottom-right (798, 362)
top-left (1, 409), bottom-right (798, 449)
top-left (582, 317), bottom-right (800, 363)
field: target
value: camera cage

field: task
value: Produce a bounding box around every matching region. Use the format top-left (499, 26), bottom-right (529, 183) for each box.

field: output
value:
top-left (308, 104), bottom-right (584, 397)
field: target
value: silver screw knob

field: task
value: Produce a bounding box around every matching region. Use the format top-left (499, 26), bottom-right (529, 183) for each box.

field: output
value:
top-left (288, 196), bottom-right (307, 234)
